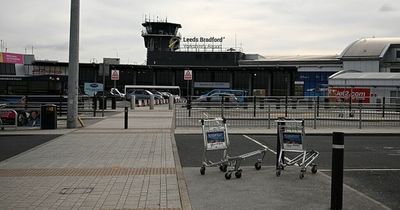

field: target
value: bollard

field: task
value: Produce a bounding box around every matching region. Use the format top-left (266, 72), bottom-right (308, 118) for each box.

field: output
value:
top-left (331, 132), bottom-right (344, 210)
top-left (93, 96), bottom-right (97, 117)
top-left (111, 97), bottom-right (116, 109)
top-left (124, 106), bottom-right (128, 129)
top-left (169, 94), bottom-right (174, 110)
top-left (130, 95), bottom-right (135, 110)
top-left (187, 98), bottom-right (192, 117)
top-left (150, 95), bottom-right (155, 110)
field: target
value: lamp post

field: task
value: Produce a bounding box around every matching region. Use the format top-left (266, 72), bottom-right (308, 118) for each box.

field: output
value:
top-left (102, 61), bottom-right (106, 117)
top-left (67, 0), bottom-right (80, 128)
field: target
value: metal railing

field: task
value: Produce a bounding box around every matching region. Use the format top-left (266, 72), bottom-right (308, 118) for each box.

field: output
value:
top-left (175, 96), bottom-right (400, 129)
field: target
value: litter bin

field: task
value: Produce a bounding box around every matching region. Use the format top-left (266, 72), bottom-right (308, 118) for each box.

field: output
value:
top-left (41, 104), bottom-right (57, 129)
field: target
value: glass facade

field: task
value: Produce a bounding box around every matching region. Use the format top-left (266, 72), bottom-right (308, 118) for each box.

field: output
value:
top-left (296, 72), bottom-right (335, 96)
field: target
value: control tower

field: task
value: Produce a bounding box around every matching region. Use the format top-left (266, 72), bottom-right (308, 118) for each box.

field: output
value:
top-left (142, 19), bottom-right (182, 52)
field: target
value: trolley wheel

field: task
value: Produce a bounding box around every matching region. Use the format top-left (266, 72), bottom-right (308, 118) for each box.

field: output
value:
top-left (200, 166), bottom-right (206, 175)
top-left (219, 164), bottom-right (228, 172)
top-left (276, 170), bottom-right (281, 177)
top-left (235, 170), bottom-right (242, 178)
top-left (255, 162), bottom-right (262, 170)
top-left (225, 172), bottom-right (232, 180)
top-left (299, 172), bottom-right (304, 179)
top-left (311, 165), bottom-right (318, 174)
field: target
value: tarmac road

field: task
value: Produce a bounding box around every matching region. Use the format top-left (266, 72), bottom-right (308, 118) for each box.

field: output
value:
top-left (0, 135), bottom-right (60, 162)
top-left (175, 134), bottom-right (400, 209)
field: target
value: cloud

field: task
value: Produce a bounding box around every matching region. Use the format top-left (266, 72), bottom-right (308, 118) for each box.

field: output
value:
top-left (379, 4), bottom-right (397, 12)
top-left (1, 0), bottom-right (400, 63)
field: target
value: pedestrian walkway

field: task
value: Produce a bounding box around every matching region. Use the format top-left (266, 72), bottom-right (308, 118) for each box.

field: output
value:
top-left (0, 106), bottom-right (397, 209)
top-left (0, 107), bottom-right (186, 209)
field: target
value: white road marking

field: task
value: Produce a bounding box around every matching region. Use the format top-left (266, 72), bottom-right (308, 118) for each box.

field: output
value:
top-left (242, 135), bottom-right (293, 164)
top-left (319, 168), bottom-right (400, 172)
top-left (243, 135), bottom-right (393, 210)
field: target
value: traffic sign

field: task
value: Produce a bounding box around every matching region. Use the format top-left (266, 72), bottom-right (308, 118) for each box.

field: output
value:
top-left (184, 70), bottom-right (192, 81)
top-left (111, 69), bottom-right (119, 80)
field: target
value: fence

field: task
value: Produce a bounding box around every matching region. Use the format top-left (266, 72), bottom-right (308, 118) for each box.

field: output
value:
top-left (175, 96), bottom-right (400, 129)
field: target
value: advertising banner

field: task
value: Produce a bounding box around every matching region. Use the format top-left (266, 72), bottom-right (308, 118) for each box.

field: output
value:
top-left (328, 87), bottom-right (370, 103)
top-left (84, 83), bottom-right (104, 96)
top-left (206, 131), bottom-right (227, 150)
top-left (0, 52), bottom-right (24, 64)
top-left (282, 132), bottom-right (303, 150)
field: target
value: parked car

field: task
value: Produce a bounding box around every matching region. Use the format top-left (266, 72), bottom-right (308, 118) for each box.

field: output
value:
top-left (161, 92), bottom-right (181, 101)
top-left (199, 89), bottom-right (247, 103)
top-left (149, 90), bottom-right (166, 99)
top-left (126, 89), bottom-right (162, 100)
top-left (95, 90), bottom-right (125, 100)
top-left (110, 88), bottom-right (125, 99)
top-left (196, 93), bottom-right (238, 106)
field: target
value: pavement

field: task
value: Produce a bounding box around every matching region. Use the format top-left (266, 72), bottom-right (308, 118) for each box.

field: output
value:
top-left (0, 104), bottom-right (398, 209)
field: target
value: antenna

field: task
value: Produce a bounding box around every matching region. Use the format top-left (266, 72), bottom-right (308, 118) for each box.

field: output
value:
top-left (235, 33), bottom-right (237, 50)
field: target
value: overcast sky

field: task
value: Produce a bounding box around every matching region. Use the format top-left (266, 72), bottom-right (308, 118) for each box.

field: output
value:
top-left (1, 0), bottom-right (399, 64)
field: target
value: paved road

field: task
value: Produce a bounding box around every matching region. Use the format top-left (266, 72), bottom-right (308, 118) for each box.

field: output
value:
top-left (175, 134), bottom-right (400, 209)
top-left (0, 135), bottom-right (60, 162)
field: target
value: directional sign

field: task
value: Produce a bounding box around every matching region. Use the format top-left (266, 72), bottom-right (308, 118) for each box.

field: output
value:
top-left (184, 70), bottom-right (192, 81)
top-left (111, 69), bottom-right (119, 80)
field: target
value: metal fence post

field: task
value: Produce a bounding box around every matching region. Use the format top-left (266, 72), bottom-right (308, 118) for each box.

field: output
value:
top-left (358, 103), bottom-right (362, 129)
top-left (253, 96), bottom-right (256, 117)
top-left (317, 96), bottom-right (320, 117)
top-left (268, 104), bottom-right (271, 129)
top-left (331, 132), bottom-right (344, 210)
top-left (382, 97), bottom-right (385, 118)
top-left (285, 95), bottom-right (288, 117)
top-left (187, 98), bottom-right (191, 117)
top-left (93, 96), bottom-right (97, 117)
top-left (221, 96), bottom-right (225, 118)
top-left (313, 98), bottom-right (317, 129)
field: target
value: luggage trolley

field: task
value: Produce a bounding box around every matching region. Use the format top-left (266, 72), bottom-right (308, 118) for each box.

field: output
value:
top-left (200, 117), bottom-right (231, 175)
top-left (200, 117), bottom-right (267, 179)
top-left (276, 119), bottom-right (319, 179)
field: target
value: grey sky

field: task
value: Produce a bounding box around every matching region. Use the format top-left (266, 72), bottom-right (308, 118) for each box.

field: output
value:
top-left (0, 0), bottom-right (399, 64)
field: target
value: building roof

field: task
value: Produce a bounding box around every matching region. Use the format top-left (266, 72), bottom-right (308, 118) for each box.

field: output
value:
top-left (339, 37), bottom-right (400, 59)
top-left (329, 71), bottom-right (400, 80)
top-left (239, 54), bottom-right (341, 67)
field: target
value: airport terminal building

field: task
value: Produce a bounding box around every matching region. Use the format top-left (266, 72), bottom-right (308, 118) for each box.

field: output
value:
top-left (1, 20), bottom-right (399, 98)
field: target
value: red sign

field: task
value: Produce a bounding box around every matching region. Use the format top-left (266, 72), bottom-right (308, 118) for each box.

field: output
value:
top-left (0, 52), bottom-right (24, 64)
top-left (328, 88), bottom-right (371, 103)
top-left (111, 69), bottom-right (119, 80)
top-left (184, 70), bottom-right (192, 81)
